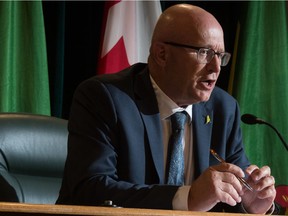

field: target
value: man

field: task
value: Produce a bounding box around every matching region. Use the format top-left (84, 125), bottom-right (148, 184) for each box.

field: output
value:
top-left (57, 4), bottom-right (276, 214)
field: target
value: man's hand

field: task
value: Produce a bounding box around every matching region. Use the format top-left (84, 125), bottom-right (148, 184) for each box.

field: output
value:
top-left (187, 163), bottom-right (245, 211)
top-left (241, 165), bottom-right (276, 214)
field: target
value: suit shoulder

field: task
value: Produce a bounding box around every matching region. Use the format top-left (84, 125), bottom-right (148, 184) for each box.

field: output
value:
top-left (74, 63), bottom-right (149, 98)
top-left (95, 63), bottom-right (147, 83)
top-left (76, 63), bottom-right (147, 89)
top-left (211, 86), bottom-right (237, 103)
top-left (206, 87), bottom-right (240, 113)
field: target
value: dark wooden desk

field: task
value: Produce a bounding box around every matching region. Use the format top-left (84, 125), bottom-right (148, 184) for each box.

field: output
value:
top-left (0, 202), bottom-right (259, 216)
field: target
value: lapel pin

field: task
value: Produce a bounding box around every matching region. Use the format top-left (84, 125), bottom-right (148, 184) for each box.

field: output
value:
top-left (205, 115), bottom-right (211, 124)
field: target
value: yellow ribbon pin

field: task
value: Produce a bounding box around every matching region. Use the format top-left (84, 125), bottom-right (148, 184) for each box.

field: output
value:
top-left (205, 115), bottom-right (211, 124)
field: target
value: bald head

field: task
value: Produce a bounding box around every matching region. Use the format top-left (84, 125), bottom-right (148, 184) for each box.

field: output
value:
top-left (148, 4), bottom-right (226, 106)
top-left (151, 4), bottom-right (223, 47)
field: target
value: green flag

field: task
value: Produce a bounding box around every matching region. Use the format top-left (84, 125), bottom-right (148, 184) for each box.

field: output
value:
top-left (0, 1), bottom-right (50, 115)
top-left (230, 1), bottom-right (288, 209)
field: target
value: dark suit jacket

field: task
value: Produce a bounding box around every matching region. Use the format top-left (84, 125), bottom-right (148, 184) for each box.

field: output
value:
top-left (57, 63), bottom-right (250, 212)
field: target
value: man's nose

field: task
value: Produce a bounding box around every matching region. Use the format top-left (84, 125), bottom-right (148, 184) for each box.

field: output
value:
top-left (206, 55), bottom-right (221, 72)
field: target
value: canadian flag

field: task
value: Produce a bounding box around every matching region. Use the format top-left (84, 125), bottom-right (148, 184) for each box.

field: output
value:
top-left (97, 0), bottom-right (162, 74)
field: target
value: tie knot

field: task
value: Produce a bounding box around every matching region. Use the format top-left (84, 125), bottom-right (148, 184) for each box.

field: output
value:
top-left (170, 111), bottom-right (187, 131)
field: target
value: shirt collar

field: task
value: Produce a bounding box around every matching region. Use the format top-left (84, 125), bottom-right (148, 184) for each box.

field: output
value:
top-left (150, 75), bottom-right (192, 123)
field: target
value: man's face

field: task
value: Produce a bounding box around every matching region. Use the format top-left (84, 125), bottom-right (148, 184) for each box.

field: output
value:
top-left (162, 28), bottom-right (225, 106)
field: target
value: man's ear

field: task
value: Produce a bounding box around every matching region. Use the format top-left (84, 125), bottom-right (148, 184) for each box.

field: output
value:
top-left (152, 42), bottom-right (167, 67)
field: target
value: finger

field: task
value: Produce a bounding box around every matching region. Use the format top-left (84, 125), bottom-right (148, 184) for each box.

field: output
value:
top-left (255, 175), bottom-right (275, 191)
top-left (216, 181), bottom-right (242, 206)
top-left (211, 164), bottom-right (246, 194)
top-left (213, 163), bottom-right (245, 178)
top-left (249, 166), bottom-right (271, 182)
top-left (245, 164), bottom-right (259, 175)
top-left (222, 172), bottom-right (244, 194)
top-left (210, 167), bottom-right (244, 198)
top-left (256, 184), bottom-right (276, 200)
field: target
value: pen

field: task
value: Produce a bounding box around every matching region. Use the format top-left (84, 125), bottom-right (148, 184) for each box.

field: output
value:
top-left (210, 149), bottom-right (253, 192)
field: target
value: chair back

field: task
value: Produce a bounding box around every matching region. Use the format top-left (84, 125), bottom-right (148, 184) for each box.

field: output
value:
top-left (0, 113), bottom-right (68, 204)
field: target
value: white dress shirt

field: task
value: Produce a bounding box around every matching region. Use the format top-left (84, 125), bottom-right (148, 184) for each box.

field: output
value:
top-left (150, 76), bottom-right (193, 210)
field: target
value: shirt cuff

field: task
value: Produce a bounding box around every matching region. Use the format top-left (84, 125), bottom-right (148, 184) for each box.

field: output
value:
top-left (172, 186), bottom-right (190, 211)
top-left (241, 202), bottom-right (275, 215)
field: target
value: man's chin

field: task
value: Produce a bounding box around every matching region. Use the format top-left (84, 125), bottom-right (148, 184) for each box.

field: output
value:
top-left (186, 97), bottom-right (211, 105)
top-left (195, 93), bottom-right (212, 103)
top-left (179, 92), bottom-right (212, 105)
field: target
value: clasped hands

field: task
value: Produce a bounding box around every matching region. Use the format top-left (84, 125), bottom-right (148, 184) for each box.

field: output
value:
top-left (187, 163), bottom-right (276, 214)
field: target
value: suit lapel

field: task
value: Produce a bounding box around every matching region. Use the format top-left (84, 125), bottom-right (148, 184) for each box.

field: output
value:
top-left (193, 102), bottom-right (213, 178)
top-left (133, 68), bottom-right (165, 183)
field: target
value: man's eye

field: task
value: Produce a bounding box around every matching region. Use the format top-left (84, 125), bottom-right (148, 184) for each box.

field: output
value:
top-left (198, 49), bottom-right (210, 56)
